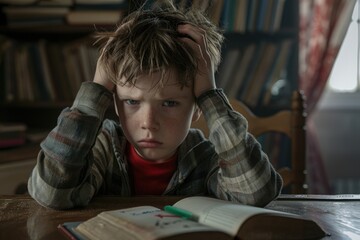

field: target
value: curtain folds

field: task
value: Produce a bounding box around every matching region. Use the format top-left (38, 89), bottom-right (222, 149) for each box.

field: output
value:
top-left (298, 0), bottom-right (356, 193)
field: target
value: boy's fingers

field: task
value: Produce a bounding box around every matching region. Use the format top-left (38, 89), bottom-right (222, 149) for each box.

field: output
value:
top-left (179, 37), bottom-right (207, 64)
top-left (178, 24), bottom-right (209, 56)
top-left (93, 59), bottom-right (115, 91)
top-left (178, 24), bottom-right (204, 44)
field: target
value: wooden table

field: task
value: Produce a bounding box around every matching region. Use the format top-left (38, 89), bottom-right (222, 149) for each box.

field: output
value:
top-left (0, 194), bottom-right (359, 239)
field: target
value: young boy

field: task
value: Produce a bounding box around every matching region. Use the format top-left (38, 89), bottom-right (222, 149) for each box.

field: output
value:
top-left (28, 4), bottom-right (282, 210)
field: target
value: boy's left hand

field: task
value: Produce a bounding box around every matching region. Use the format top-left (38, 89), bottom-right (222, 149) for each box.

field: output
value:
top-left (177, 24), bottom-right (216, 98)
top-left (93, 57), bottom-right (115, 92)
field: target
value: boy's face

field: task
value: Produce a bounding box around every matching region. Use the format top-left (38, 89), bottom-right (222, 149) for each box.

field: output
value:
top-left (114, 68), bottom-right (200, 162)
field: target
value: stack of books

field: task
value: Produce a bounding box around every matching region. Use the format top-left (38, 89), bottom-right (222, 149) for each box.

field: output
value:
top-left (0, 122), bottom-right (27, 148)
top-left (1, 0), bottom-right (127, 27)
top-left (2, 5), bottom-right (69, 27)
top-left (66, 0), bottom-right (127, 25)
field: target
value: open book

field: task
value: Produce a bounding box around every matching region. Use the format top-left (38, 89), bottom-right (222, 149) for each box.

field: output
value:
top-left (58, 196), bottom-right (326, 240)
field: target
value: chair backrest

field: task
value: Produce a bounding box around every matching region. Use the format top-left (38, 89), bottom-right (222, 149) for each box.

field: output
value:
top-left (191, 90), bottom-right (307, 194)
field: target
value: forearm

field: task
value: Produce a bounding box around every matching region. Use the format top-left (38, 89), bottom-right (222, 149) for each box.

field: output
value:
top-left (198, 89), bottom-right (282, 206)
top-left (28, 82), bottom-right (113, 209)
top-left (211, 139), bottom-right (282, 207)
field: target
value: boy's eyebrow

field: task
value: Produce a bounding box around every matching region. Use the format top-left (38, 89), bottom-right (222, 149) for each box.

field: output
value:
top-left (117, 89), bottom-right (192, 100)
top-left (161, 95), bottom-right (190, 100)
top-left (118, 93), bottom-right (190, 100)
top-left (157, 89), bottom-right (194, 99)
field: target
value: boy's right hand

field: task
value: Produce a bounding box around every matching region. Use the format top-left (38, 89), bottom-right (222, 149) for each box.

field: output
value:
top-left (93, 21), bottom-right (131, 92)
top-left (93, 56), bottom-right (115, 92)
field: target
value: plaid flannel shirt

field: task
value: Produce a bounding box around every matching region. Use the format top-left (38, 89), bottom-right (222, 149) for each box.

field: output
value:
top-left (28, 82), bottom-right (282, 209)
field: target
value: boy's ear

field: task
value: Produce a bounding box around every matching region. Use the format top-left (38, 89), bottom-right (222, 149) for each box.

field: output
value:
top-left (192, 106), bottom-right (201, 122)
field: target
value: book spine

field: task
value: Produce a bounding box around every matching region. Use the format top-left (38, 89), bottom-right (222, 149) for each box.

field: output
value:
top-left (1, 38), bottom-right (102, 103)
top-left (0, 138), bottom-right (26, 148)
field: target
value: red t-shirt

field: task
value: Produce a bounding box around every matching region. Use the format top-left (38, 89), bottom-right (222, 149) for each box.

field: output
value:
top-left (127, 144), bottom-right (177, 195)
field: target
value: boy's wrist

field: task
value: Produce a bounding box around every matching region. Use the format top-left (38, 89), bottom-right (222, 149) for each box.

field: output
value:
top-left (196, 88), bottom-right (222, 104)
top-left (92, 81), bottom-right (114, 94)
top-left (72, 82), bottom-right (113, 118)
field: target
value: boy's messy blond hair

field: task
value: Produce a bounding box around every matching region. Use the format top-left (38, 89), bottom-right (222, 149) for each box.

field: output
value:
top-left (96, 1), bottom-right (224, 88)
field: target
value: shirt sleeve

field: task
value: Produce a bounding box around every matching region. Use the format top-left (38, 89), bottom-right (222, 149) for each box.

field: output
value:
top-left (197, 89), bottom-right (283, 207)
top-left (27, 82), bottom-right (113, 209)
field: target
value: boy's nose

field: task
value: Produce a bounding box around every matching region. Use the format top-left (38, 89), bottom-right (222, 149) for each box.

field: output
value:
top-left (141, 106), bottom-right (159, 130)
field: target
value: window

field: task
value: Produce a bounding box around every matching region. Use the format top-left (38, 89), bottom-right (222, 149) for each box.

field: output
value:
top-left (313, 0), bottom-right (360, 194)
top-left (328, 0), bottom-right (359, 92)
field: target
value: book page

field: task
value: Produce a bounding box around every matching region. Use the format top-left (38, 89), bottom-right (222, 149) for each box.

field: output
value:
top-left (79, 206), bottom-right (224, 240)
top-left (173, 197), bottom-right (292, 236)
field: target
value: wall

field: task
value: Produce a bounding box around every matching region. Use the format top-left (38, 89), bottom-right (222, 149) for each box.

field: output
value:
top-left (312, 91), bottom-right (360, 193)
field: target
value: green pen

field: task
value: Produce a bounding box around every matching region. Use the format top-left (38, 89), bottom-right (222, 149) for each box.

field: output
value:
top-left (164, 205), bottom-right (199, 221)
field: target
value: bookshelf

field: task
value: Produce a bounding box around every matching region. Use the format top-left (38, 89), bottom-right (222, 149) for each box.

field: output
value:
top-left (215, 0), bottom-right (299, 185)
top-left (0, 0), bottom-right (129, 194)
top-left (0, 0), bottom-right (299, 193)
top-left (216, 0), bottom-right (299, 116)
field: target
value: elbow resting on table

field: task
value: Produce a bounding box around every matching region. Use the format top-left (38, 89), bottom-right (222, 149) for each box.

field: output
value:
top-left (27, 173), bottom-right (93, 210)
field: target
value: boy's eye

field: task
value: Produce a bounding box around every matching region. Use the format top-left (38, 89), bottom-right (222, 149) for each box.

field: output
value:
top-left (124, 99), bottom-right (139, 105)
top-left (163, 100), bottom-right (178, 107)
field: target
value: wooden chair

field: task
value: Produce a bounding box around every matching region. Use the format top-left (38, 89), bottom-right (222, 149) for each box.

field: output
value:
top-left (191, 91), bottom-right (307, 194)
